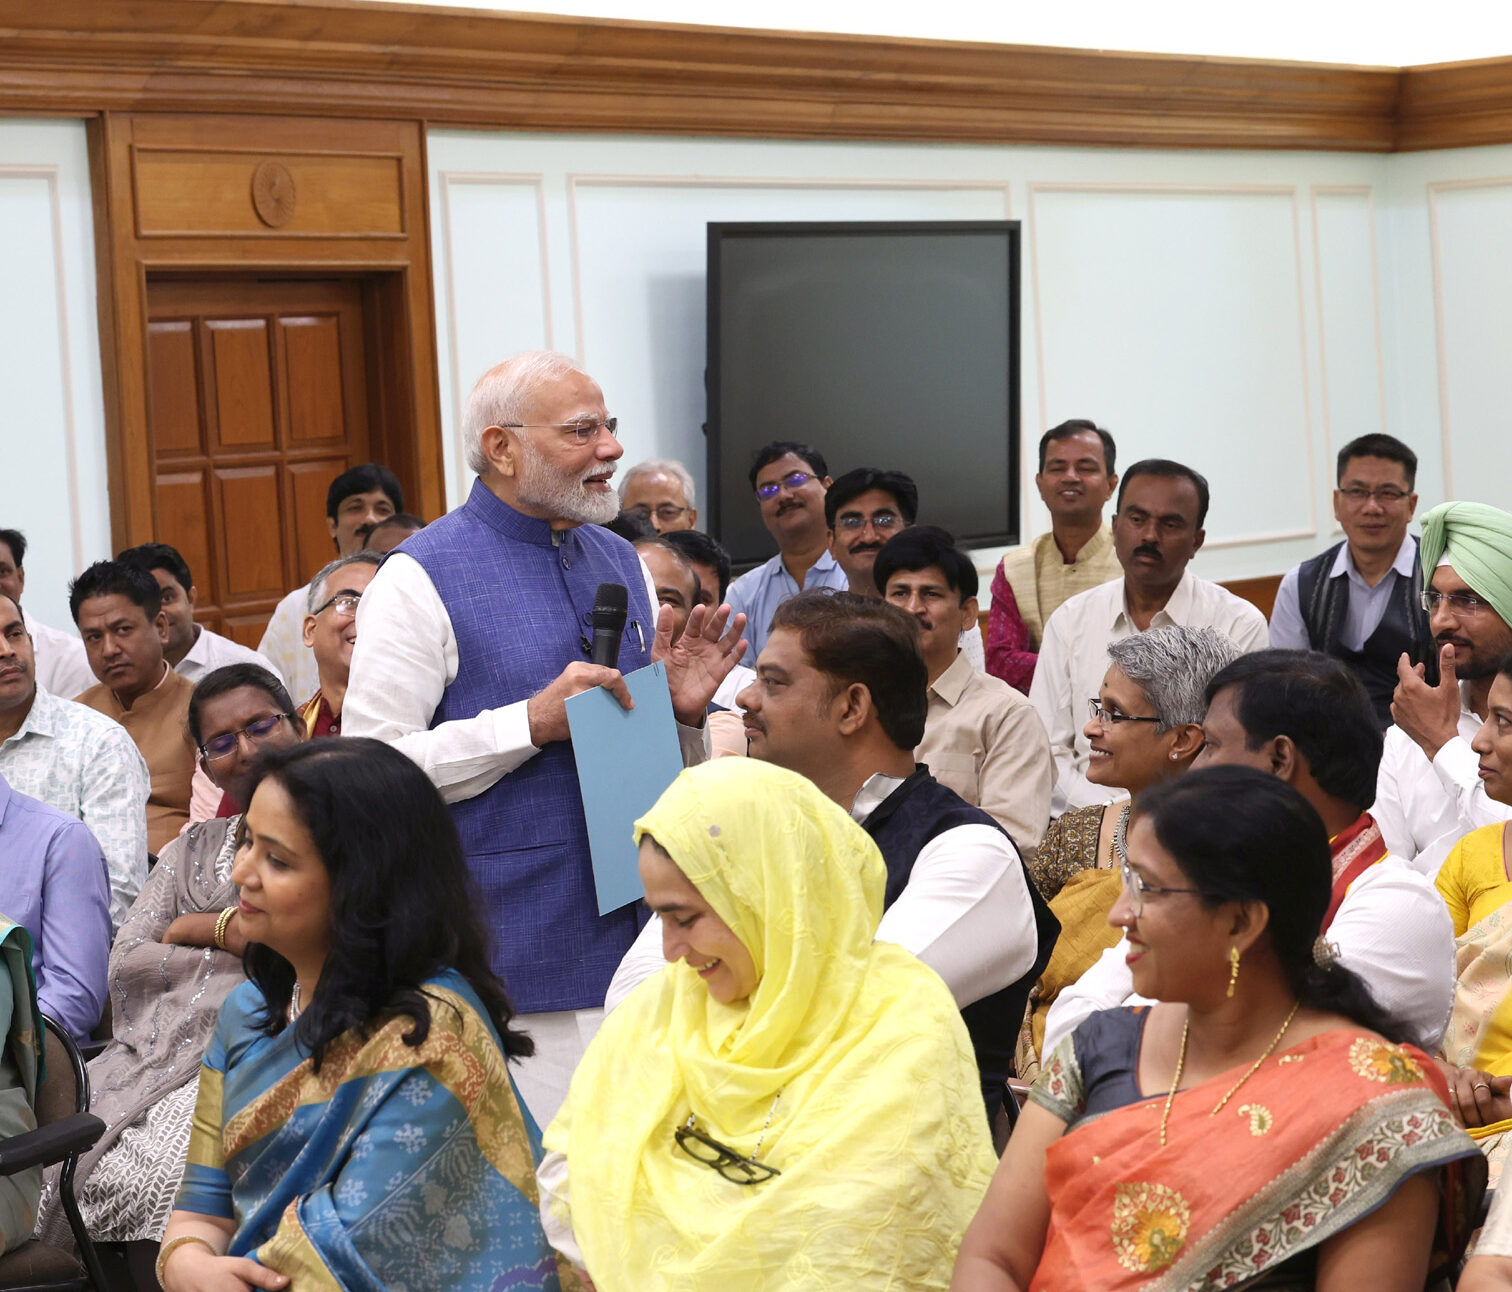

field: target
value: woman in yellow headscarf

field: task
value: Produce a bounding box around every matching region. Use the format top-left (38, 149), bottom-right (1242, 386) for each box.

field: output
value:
top-left (539, 758), bottom-right (996, 1291)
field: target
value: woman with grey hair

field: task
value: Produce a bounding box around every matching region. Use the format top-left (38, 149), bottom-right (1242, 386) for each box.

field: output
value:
top-left (1016, 625), bottom-right (1242, 1078)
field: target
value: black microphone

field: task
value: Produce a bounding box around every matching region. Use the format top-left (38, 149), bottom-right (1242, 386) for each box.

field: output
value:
top-left (589, 582), bottom-right (629, 669)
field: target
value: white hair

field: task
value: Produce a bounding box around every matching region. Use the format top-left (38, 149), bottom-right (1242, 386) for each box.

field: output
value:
top-left (618, 458), bottom-right (696, 509)
top-left (460, 350), bottom-right (589, 476)
top-left (1106, 626), bottom-right (1243, 730)
top-left (307, 552), bottom-right (382, 614)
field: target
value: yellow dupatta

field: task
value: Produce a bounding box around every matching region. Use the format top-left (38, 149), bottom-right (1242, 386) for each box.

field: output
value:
top-left (544, 760), bottom-right (995, 1291)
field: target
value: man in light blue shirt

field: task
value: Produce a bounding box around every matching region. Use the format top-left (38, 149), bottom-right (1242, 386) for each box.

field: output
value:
top-left (725, 441), bottom-right (848, 665)
top-left (0, 773), bottom-right (110, 1040)
top-left (1269, 434), bottom-right (1432, 727)
top-left (0, 593), bottom-right (149, 929)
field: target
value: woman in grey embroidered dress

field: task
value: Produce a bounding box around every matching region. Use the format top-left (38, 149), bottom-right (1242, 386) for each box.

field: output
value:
top-left (36, 665), bottom-right (302, 1252)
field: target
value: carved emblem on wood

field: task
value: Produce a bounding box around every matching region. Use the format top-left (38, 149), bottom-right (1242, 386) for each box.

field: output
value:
top-left (251, 161), bottom-right (296, 228)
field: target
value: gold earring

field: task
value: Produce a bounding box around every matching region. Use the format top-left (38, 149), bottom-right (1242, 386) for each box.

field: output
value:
top-left (1226, 945), bottom-right (1241, 998)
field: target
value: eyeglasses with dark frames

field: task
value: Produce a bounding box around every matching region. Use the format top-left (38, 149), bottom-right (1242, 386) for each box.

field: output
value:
top-left (1120, 857), bottom-right (1203, 917)
top-left (1087, 698), bottom-right (1162, 731)
top-left (835, 511), bottom-right (901, 533)
top-left (199, 713), bottom-right (295, 762)
top-left (499, 418), bottom-right (619, 447)
top-left (755, 470), bottom-right (815, 501)
top-left (673, 1115), bottom-right (782, 1185)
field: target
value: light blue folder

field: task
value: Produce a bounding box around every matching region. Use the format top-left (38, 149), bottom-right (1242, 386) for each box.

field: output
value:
top-left (565, 661), bottom-right (685, 915)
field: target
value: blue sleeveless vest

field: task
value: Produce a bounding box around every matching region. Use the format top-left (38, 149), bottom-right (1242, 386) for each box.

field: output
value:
top-left (402, 480), bottom-right (655, 1012)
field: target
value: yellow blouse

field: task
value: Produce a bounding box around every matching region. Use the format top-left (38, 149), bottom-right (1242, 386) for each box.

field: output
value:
top-left (1436, 822), bottom-right (1512, 936)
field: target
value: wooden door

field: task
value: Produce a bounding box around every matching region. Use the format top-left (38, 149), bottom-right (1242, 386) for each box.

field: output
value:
top-left (144, 277), bottom-right (372, 646)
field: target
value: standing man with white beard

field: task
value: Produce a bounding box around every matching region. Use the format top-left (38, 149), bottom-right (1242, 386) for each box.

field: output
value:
top-left (345, 351), bottom-right (746, 1125)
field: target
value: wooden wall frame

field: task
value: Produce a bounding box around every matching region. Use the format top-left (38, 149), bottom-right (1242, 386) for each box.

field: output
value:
top-left (90, 111), bottom-right (445, 552)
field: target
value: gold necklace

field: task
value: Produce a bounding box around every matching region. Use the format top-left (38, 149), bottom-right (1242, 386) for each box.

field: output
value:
top-left (1159, 1000), bottom-right (1300, 1147)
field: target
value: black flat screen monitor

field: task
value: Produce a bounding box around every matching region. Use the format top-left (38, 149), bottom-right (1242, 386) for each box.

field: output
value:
top-left (707, 220), bottom-right (1020, 571)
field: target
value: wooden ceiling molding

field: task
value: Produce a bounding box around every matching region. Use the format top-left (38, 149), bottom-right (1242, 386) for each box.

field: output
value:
top-left (0, 0), bottom-right (1508, 152)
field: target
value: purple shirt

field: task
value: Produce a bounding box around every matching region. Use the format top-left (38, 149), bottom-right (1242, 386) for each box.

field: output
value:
top-left (0, 775), bottom-right (109, 1040)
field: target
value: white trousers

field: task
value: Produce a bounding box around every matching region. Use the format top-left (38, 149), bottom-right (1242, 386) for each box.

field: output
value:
top-left (510, 1006), bottom-right (606, 1132)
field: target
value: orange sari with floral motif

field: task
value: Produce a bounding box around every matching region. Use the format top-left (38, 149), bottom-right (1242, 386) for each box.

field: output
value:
top-left (1029, 1029), bottom-right (1482, 1290)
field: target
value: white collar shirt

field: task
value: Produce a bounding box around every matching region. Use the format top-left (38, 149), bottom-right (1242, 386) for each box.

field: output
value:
top-left (21, 609), bottom-right (94, 701)
top-left (1028, 570), bottom-right (1270, 813)
top-left (177, 626), bottom-right (286, 690)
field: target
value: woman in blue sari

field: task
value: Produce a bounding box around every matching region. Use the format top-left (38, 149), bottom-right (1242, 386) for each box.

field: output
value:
top-left (156, 738), bottom-right (576, 1292)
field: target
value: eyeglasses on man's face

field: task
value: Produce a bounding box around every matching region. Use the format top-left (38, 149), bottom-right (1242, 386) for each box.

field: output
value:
top-left (673, 1117), bottom-right (781, 1184)
top-left (627, 503), bottom-right (689, 525)
top-left (313, 592), bottom-right (363, 619)
top-left (755, 470), bottom-right (816, 501)
top-left (1119, 857), bottom-right (1202, 917)
top-left (835, 511), bottom-right (901, 533)
top-left (1337, 485), bottom-right (1411, 505)
top-left (1422, 589), bottom-right (1489, 616)
top-left (1087, 698), bottom-right (1161, 732)
top-left (199, 713), bottom-right (294, 762)
top-left (500, 418), bottom-right (620, 447)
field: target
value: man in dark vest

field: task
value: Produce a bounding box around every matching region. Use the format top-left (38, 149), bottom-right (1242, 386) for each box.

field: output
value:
top-left (345, 350), bottom-right (746, 1126)
top-left (1269, 433), bottom-right (1432, 727)
top-left (605, 591), bottom-right (1058, 1117)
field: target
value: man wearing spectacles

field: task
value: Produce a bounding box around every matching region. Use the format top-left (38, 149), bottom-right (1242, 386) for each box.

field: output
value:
top-left (298, 552), bottom-right (380, 738)
top-left (1373, 501), bottom-right (1512, 877)
top-left (618, 459), bottom-right (699, 534)
top-left (823, 467), bottom-right (918, 600)
top-left (724, 442), bottom-right (847, 666)
top-left (345, 350), bottom-right (746, 1128)
top-left (1269, 434), bottom-right (1432, 728)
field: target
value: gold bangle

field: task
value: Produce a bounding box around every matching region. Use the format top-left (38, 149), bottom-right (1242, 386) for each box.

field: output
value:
top-left (213, 906), bottom-right (237, 951)
top-left (156, 1234), bottom-right (218, 1288)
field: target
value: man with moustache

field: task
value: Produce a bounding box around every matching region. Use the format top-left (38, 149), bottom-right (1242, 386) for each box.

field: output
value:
top-left (1029, 459), bottom-right (1269, 813)
top-left (257, 462), bottom-right (404, 704)
top-left (725, 441), bottom-right (848, 666)
top-left (1373, 501), bottom-right (1512, 876)
top-left (824, 467), bottom-right (919, 598)
top-left (344, 350), bottom-right (745, 1125)
top-left (987, 420), bottom-right (1122, 694)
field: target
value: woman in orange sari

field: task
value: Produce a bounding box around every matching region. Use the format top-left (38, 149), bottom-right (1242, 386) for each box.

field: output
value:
top-left (954, 767), bottom-right (1483, 1292)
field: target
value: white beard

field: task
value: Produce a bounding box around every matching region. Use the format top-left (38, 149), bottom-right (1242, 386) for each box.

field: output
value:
top-left (515, 435), bottom-right (620, 525)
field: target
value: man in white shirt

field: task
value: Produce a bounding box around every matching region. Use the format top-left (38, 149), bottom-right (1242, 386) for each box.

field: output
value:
top-left (1374, 501), bottom-right (1512, 876)
top-left (1269, 434), bottom-right (1431, 728)
top-left (0, 529), bottom-right (92, 700)
top-left (118, 542), bottom-right (283, 687)
top-left (257, 462), bottom-right (404, 705)
top-left (1029, 459), bottom-right (1269, 813)
top-left (0, 592), bottom-right (149, 931)
top-left (724, 442), bottom-right (848, 666)
top-left (874, 524), bottom-right (1053, 860)
top-left (607, 590), bottom-right (1057, 1116)
top-left (1044, 649), bottom-right (1455, 1057)
top-left (344, 350), bottom-right (745, 1127)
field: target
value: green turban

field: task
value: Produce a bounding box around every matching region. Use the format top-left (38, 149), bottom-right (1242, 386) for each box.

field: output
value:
top-left (1419, 501), bottom-right (1512, 628)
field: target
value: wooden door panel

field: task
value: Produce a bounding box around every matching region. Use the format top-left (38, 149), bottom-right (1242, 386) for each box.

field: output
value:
top-left (286, 458), bottom-right (345, 586)
top-left (145, 275), bottom-right (372, 641)
top-left (145, 321), bottom-right (203, 457)
top-left (155, 469), bottom-right (217, 613)
top-left (214, 466), bottom-right (287, 600)
top-left (207, 319), bottom-right (277, 450)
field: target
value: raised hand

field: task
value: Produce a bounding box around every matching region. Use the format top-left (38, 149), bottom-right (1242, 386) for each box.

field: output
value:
top-left (1391, 644), bottom-right (1461, 761)
top-left (654, 602), bottom-right (749, 727)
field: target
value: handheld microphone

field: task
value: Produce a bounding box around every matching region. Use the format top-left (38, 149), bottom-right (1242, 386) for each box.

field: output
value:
top-left (589, 582), bottom-right (629, 669)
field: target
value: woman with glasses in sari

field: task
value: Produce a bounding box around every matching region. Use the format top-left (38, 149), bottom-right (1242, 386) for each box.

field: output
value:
top-left (954, 767), bottom-right (1482, 1292)
top-left (540, 758), bottom-right (996, 1290)
top-left (157, 738), bottom-right (573, 1292)
top-left (1016, 626), bottom-right (1238, 1080)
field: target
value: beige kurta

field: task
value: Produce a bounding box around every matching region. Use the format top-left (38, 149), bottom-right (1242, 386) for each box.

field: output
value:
top-left (996, 524), bottom-right (1121, 651)
top-left (915, 650), bottom-right (1053, 861)
top-left (76, 666), bottom-right (195, 854)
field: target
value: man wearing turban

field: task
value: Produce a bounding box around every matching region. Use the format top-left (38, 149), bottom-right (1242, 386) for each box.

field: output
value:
top-left (1374, 501), bottom-right (1512, 876)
